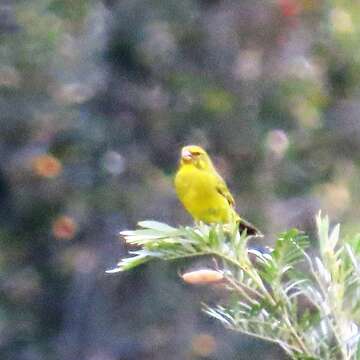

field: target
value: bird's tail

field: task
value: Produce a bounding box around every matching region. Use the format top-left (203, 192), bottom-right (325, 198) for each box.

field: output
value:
top-left (238, 217), bottom-right (263, 237)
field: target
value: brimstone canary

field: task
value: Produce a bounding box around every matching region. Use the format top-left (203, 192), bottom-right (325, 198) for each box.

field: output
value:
top-left (174, 145), bottom-right (261, 236)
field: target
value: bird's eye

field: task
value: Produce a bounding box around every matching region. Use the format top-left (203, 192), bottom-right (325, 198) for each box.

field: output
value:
top-left (191, 151), bottom-right (201, 156)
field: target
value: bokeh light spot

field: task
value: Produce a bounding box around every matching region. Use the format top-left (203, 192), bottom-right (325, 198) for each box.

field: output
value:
top-left (191, 333), bottom-right (217, 357)
top-left (265, 130), bottom-right (289, 159)
top-left (102, 151), bottom-right (126, 175)
top-left (233, 49), bottom-right (262, 80)
top-left (52, 215), bottom-right (78, 240)
top-left (317, 183), bottom-right (351, 216)
top-left (32, 154), bottom-right (62, 178)
top-left (330, 8), bottom-right (354, 34)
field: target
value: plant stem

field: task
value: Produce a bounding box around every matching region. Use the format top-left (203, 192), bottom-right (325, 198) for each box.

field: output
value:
top-left (283, 310), bottom-right (313, 357)
top-left (213, 251), bottom-right (277, 306)
top-left (224, 275), bottom-right (260, 305)
top-left (225, 274), bottom-right (264, 300)
top-left (301, 249), bottom-right (349, 360)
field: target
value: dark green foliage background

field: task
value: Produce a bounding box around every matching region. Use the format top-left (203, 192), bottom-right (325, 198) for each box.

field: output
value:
top-left (0, 0), bottom-right (359, 359)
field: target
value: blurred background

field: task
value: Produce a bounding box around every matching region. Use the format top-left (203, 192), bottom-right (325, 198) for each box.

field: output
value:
top-left (1, 0), bottom-right (360, 359)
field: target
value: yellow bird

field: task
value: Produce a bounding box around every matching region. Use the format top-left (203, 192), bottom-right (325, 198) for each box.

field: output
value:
top-left (174, 145), bottom-right (261, 236)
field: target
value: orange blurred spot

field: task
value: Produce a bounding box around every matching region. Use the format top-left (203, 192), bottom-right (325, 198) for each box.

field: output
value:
top-left (278, 0), bottom-right (301, 17)
top-left (181, 269), bottom-right (223, 285)
top-left (318, 183), bottom-right (350, 216)
top-left (52, 216), bottom-right (77, 240)
top-left (32, 154), bottom-right (62, 178)
top-left (191, 333), bottom-right (217, 357)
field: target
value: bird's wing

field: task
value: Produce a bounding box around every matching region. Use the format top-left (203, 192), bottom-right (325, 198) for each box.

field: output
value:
top-left (214, 173), bottom-right (262, 236)
top-left (215, 175), bottom-right (235, 207)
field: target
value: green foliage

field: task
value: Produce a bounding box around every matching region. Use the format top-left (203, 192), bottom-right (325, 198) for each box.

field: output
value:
top-left (110, 214), bottom-right (360, 360)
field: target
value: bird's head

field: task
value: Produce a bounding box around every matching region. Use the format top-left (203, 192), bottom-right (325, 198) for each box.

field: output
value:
top-left (180, 145), bottom-right (214, 170)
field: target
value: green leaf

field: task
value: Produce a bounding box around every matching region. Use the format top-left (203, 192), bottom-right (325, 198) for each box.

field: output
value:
top-left (273, 229), bottom-right (309, 267)
top-left (298, 308), bottom-right (321, 332)
top-left (106, 251), bottom-right (150, 272)
top-left (138, 220), bottom-right (177, 232)
top-left (356, 340), bottom-right (360, 360)
top-left (109, 216), bottom-right (360, 360)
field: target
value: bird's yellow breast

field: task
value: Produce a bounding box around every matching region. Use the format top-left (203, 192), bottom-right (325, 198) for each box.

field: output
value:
top-left (174, 164), bottom-right (233, 223)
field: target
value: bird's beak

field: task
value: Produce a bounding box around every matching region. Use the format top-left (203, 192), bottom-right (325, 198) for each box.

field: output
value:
top-left (181, 149), bottom-right (193, 162)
